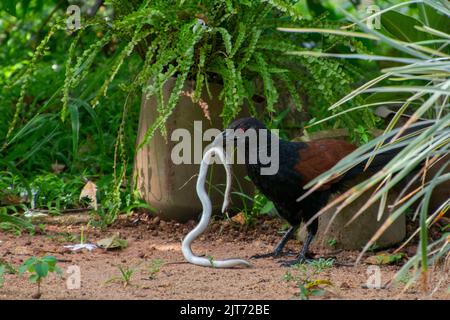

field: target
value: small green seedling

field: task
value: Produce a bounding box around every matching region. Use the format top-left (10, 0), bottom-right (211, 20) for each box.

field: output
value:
top-left (0, 258), bottom-right (17, 287)
top-left (105, 265), bottom-right (135, 287)
top-left (367, 243), bottom-right (380, 253)
top-left (283, 270), bottom-right (294, 282)
top-left (306, 258), bottom-right (335, 273)
top-left (19, 256), bottom-right (62, 299)
top-left (147, 259), bottom-right (164, 280)
top-left (298, 279), bottom-right (333, 300)
top-left (326, 238), bottom-right (337, 248)
top-left (284, 258), bottom-right (335, 300)
top-left (0, 258), bottom-right (16, 274)
top-left (118, 266), bottom-right (135, 287)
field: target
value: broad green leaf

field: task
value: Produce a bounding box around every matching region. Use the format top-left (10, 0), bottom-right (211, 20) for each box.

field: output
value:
top-left (381, 10), bottom-right (426, 42)
top-left (42, 256), bottom-right (57, 268)
top-left (419, 3), bottom-right (450, 34)
top-left (18, 265), bottom-right (28, 275)
top-left (20, 257), bottom-right (38, 272)
top-left (28, 274), bottom-right (39, 283)
top-left (260, 201), bottom-right (274, 214)
top-left (34, 262), bottom-right (49, 278)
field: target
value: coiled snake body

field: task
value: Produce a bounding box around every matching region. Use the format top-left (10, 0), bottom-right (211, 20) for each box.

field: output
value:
top-left (181, 133), bottom-right (252, 268)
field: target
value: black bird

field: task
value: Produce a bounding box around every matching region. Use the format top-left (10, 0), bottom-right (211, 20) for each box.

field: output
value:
top-left (224, 117), bottom-right (430, 266)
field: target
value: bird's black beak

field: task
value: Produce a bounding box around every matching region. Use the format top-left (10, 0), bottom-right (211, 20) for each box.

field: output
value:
top-left (221, 129), bottom-right (235, 144)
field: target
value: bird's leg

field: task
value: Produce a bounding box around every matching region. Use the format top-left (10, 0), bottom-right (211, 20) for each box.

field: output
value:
top-left (251, 226), bottom-right (296, 259)
top-left (279, 230), bottom-right (315, 267)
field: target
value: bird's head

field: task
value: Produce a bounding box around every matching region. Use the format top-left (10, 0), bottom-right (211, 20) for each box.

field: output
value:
top-left (227, 117), bottom-right (266, 131)
top-left (222, 117), bottom-right (279, 174)
top-left (222, 117), bottom-right (267, 143)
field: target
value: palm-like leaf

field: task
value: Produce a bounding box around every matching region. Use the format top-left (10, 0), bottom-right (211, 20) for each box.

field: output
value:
top-left (283, 0), bottom-right (449, 291)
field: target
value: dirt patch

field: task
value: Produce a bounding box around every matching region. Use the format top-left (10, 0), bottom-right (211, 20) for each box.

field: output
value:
top-left (0, 214), bottom-right (448, 300)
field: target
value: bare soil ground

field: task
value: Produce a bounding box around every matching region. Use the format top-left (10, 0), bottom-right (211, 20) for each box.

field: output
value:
top-left (0, 214), bottom-right (448, 300)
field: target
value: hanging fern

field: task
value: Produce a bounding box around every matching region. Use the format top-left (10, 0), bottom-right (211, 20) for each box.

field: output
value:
top-left (261, 0), bottom-right (304, 20)
top-left (5, 0), bottom-right (377, 151)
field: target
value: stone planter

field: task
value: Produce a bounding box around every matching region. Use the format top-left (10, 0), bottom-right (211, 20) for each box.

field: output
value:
top-left (307, 178), bottom-right (406, 250)
top-left (134, 78), bottom-right (254, 221)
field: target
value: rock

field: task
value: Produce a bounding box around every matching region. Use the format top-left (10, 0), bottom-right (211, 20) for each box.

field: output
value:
top-left (13, 246), bottom-right (32, 255)
top-left (152, 216), bottom-right (160, 225)
top-left (32, 292), bottom-right (41, 299)
top-left (299, 178), bottom-right (406, 250)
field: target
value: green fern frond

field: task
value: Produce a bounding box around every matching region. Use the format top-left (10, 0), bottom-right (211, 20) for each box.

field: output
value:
top-left (238, 28), bottom-right (262, 71)
top-left (91, 28), bottom-right (151, 107)
top-left (278, 72), bottom-right (302, 111)
top-left (262, 0), bottom-right (303, 20)
top-left (230, 22), bottom-right (247, 58)
top-left (214, 27), bottom-right (233, 55)
top-left (193, 44), bottom-right (210, 102)
top-left (253, 53), bottom-right (278, 113)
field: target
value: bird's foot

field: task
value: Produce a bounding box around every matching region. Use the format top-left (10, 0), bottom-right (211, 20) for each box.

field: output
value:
top-left (279, 255), bottom-right (309, 267)
top-left (251, 252), bottom-right (280, 259)
top-left (251, 249), bottom-right (295, 259)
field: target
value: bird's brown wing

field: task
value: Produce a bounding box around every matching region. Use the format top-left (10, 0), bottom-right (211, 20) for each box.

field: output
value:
top-left (294, 139), bottom-right (357, 190)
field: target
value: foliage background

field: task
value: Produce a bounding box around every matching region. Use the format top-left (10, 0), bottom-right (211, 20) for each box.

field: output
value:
top-left (0, 0), bottom-right (447, 233)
